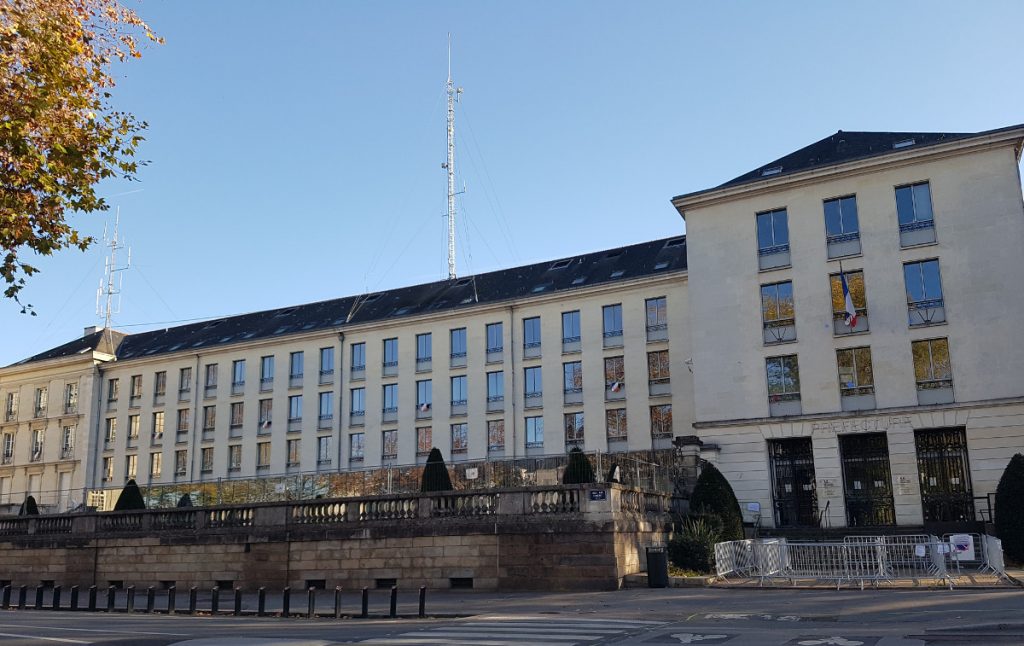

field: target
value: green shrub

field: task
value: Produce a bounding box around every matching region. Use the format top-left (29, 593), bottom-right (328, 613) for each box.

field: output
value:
top-left (113, 479), bottom-right (146, 511)
top-left (177, 493), bottom-right (193, 508)
top-left (689, 461), bottom-right (744, 541)
top-left (562, 447), bottom-right (595, 484)
top-left (18, 495), bottom-right (39, 516)
top-left (995, 453), bottom-right (1024, 563)
top-left (668, 517), bottom-right (721, 574)
top-left (420, 448), bottom-right (453, 492)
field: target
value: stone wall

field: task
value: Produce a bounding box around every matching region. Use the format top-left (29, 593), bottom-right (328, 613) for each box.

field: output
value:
top-left (0, 484), bottom-right (670, 591)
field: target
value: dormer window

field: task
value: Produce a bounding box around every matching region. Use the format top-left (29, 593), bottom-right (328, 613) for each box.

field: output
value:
top-left (893, 138), bottom-right (915, 149)
top-left (761, 166), bottom-right (783, 177)
top-left (549, 259), bottom-right (572, 270)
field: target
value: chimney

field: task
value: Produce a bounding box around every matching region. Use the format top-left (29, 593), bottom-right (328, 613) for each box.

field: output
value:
top-left (83, 326), bottom-right (100, 337)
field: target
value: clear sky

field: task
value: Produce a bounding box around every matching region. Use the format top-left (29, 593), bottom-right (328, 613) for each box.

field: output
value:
top-left (3, 1), bottom-right (1023, 367)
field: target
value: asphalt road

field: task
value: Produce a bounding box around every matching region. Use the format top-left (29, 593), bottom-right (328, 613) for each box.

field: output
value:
top-left (0, 587), bottom-right (1020, 645)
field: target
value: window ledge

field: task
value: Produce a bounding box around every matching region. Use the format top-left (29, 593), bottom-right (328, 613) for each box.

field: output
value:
top-left (909, 321), bottom-right (948, 330)
top-left (832, 329), bottom-right (872, 338)
top-left (826, 252), bottom-right (863, 261)
top-left (900, 240), bottom-right (940, 251)
top-left (757, 264), bottom-right (792, 274)
top-left (763, 338), bottom-right (799, 347)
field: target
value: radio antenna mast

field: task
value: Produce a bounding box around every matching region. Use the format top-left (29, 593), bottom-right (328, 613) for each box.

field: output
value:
top-left (96, 209), bottom-right (131, 330)
top-left (442, 33), bottom-right (463, 280)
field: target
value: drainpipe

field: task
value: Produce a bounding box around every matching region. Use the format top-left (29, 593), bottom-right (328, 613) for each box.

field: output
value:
top-left (189, 354), bottom-right (201, 481)
top-left (507, 305), bottom-right (517, 459)
top-left (336, 332), bottom-right (345, 469)
top-left (88, 362), bottom-right (105, 506)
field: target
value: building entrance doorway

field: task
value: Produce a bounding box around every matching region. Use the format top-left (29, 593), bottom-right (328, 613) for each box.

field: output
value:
top-left (768, 437), bottom-right (818, 527)
top-left (839, 432), bottom-right (895, 526)
top-left (914, 427), bottom-right (975, 531)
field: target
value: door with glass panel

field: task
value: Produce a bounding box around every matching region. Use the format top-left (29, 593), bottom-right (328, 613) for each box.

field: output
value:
top-left (839, 433), bottom-right (895, 526)
top-left (768, 437), bottom-right (818, 527)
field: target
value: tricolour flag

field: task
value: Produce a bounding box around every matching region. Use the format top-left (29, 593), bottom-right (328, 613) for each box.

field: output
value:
top-left (841, 271), bottom-right (858, 327)
top-left (610, 381), bottom-right (622, 393)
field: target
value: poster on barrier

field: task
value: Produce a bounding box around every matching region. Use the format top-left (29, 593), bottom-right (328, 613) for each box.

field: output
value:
top-left (949, 534), bottom-right (976, 561)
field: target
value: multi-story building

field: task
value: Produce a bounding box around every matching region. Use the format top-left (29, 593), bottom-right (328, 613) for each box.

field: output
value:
top-left (672, 124), bottom-right (1024, 531)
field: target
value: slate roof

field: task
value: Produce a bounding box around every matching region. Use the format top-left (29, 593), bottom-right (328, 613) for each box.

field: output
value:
top-left (9, 329), bottom-right (126, 367)
top-left (14, 236), bottom-right (687, 366)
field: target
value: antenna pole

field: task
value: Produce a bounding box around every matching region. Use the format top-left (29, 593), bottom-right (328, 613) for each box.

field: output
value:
top-left (96, 210), bottom-right (131, 329)
top-left (443, 34), bottom-right (462, 281)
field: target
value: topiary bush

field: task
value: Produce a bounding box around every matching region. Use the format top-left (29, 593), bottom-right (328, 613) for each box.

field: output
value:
top-left (563, 447), bottom-right (595, 484)
top-left (113, 479), bottom-right (146, 511)
top-left (18, 495), bottom-right (39, 516)
top-left (420, 448), bottom-right (453, 492)
top-left (667, 516), bottom-right (721, 574)
top-left (995, 453), bottom-right (1024, 564)
top-left (689, 461), bottom-right (744, 541)
top-left (177, 493), bottom-right (193, 508)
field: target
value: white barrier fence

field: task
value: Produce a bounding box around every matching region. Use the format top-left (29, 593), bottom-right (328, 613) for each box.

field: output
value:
top-left (714, 533), bottom-right (1010, 589)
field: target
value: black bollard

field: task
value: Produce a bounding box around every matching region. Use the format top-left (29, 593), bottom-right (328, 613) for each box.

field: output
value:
top-left (126, 586), bottom-right (135, 613)
top-left (146, 586), bottom-right (155, 613)
top-left (306, 587), bottom-right (315, 619)
top-left (281, 586), bottom-right (290, 618)
top-left (70, 585), bottom-right (79, 611)
top-left (418, 586), bottom-right (426, 619)
top-left (167, 586), bottom-right (176, 615)
top-left (17, 585), bottom-right (26, 610)
top-left (87, 585), bottom-right (97, 612)
top-left (106, 586), bottom-right (115, 613)
top-left (389, 586), bottom-right (397, 618)
top-left (34, 585), bottom-right (43, 610)
top-left (257, 587), bottom-right (266, 617)
top-left (360, 587), bottom-right (368, 619)
top-left (52, 585), bottom-right (61, 610)
top-left (1, 585), bottom-right (10, 610)
top-left (333, 586), bottom-right (342, 619)
top-left (188, 587), bottom-right (197, 615)
top-left (233, 588), bottom-right (242, 616)
top-left (211, 586), bottom-right (219, 614)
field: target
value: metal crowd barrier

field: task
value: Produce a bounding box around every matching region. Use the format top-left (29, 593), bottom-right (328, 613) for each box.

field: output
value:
top-left (713, 533), bottom-right (1008, 589)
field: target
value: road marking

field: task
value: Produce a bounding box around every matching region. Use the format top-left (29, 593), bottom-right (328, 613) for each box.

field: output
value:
top-left (0, 623), bottom-right (188, 636)
top-left (472, 615), bottom-right (664, 624)
top-left (456, 623), bottom-right (629, 633)
top-left (388, 631), bottom-right (607, 640)
top-left (0, 632), bottom-right (90, 644)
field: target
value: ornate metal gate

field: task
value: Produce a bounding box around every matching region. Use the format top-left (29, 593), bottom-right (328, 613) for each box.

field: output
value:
top-left (768, 437), bottom-right (818, 527)
top-left (839, 433), bottom-right (896, 526)
top-left (914, 427), bottom-right (975, 523)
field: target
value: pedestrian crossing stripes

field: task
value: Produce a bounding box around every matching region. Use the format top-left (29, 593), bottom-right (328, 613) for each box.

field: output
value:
top-left (360, 616), bottom-right (665, 645)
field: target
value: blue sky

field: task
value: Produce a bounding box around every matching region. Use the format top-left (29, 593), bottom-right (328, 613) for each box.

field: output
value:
top-left (3, 1), bottom-right (1023, 366)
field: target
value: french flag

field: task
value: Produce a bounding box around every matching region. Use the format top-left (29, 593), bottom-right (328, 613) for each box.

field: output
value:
top-left (841, 271), bottom-right (858, 327)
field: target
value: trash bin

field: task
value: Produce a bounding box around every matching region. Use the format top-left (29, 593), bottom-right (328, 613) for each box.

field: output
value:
top-left (646, 546), bottom-right (669, 588)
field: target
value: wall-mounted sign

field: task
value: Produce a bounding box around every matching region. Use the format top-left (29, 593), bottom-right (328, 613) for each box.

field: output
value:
top-left (588, 489), bottom-right (607, 501)
top-left (465, 467), bottom-right (479, 480)
top-left (810, 415), bottom-right (913, 436)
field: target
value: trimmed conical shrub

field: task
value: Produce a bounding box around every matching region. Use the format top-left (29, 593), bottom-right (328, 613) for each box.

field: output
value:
top-left (18, 495), bottom-right (39, 516)
top-left (995, 453), bottom-right (1024, 563)
top-left (563, 447), bottom-right (595, 484)
top-left (606, 463), bottom-right (621, 483)
top-left (113, 479), bottom-right (146, 511)
top-left (689, 461), bottom-right (744, 541)
top-left (420, 448), bottom-right (453, 492)
top-left (177, 493), bottom-right (193, 508)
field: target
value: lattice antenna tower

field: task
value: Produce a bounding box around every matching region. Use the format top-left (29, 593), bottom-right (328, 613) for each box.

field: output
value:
top-left (95, 209), bottom-right (131, 330)
top-left (442, 33), bottom-right (463, 280)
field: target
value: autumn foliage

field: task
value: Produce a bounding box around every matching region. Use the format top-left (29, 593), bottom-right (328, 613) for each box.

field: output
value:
top-left (0, 0), bottom-right (161, 310)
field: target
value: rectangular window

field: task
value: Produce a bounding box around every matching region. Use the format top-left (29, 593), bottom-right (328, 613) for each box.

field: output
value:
top-left (153, 372), bottom-right (166, 398)
top-left (382, 429), bottom-right (398, 458)
top-left (108, 378), bottom-right (119, 402)
top-left (105, 418), bottom-right (117, 444)
top-left (288, 395), bottom-right (303, 421)
top-left (564, 412), bottom-right (585, 445)
top-left (487, 419), bottom-right (505, 450)
top-left (761, 280), bottom-right (796, 343)
top-left (896, 181), bottom-right (935, 246)
top-left (382, 384), bottom-right (398, 412)
top-left (350, 387), bottom-right (365, 416)
top-left (824, 195), bottom-right (861, 257)
top-left (317, 435), bottom-right (332, 465)
top-left (647, 350), bottom-right (670, 385)
top-left (651, 404), bottom-right (673, 438)
top-left (606, 408), bottom-right (627, 440)
top-left (416, 380), bottom-right (432, 411)
top-left (4, 392), bottom-right (17, 420)
top-left (130, 375), bottom-right (142, 400)
top-left (487, 371), bottom-right (504, 401)
top-left (645, 297), bottom-right (668, 340)
top-left (830, 270), bottom-right (869, 334)
top-left (177, 409), bottom-right (190, 433)
top-left (289, 351), bottom-right (304, 380)
top-left (102, 456), bottom-right (113, 481)
top-left (319, 347), bottom-right (335, 377)
top-left (524, 367), bottom-right (542, 405)
top-left (602, 304), bottom-right (623, 343)
top-left (200, 448), bottom-right (213, 473)
top-left (522, 317), bottom-right (541, 349)
top-left (450, 376), bottom-right (467, 405)
top-left (175, 449), bottom-right (188, 476)
top-left (912, 337), bottom-right (953, 404)
top-left (756, 208), bottom-right (790, 269)
top-left (2, 433), bottom-right (13, 462)
top-left (150, 452), bottom-right (162, 478)
top-left (258, 399), bottom-right (272, 432)
top-left (228, 444), bottom-right (241, 471)
top-left (152, 411), bottom-right (165, 440)
top-left (178, 367), bottom-right (191, 395)
top-left (33, 386), bottom-right (47, 416)
top-left (128, 414), bottom-right (140, 439)
top-left (61, 425), bottom-right (74, 458)
top-left (904, 259), bottom-right (945, 326)
top-left (203, 405), bottom-right (216, 431)
top-left (350, 343), bottom-right (366, 371)
top-left (766, 355), bottom-right (801, 416)
top-left (525, 416), bottom-right (544, 447)
top-left (256, 441), bottom-right (271, 469)
top-left (486, 322), bottom-right (504, 354)
top-left (563, 361), bottom-right (583, 393)
top-left (30, 429), bottom-right (43, 460)
top-left (125, 454), bottom-right (138, 479)
top-left (382, 338), bottom-right (398, 367)
top-left (604, 356), bottom-right (625, 389)
top-left (416, 333), bottom-right (432, 364)
top-left (562, 310), bottom-right (581, 344)
top-left (350, 433), bottom-right (365, 461)
top-left (204, 364), bottom-right (218, 389)
top-left (231, 360), bottom-right (245, 388)
top-left (287, 439), bottom-right (300, 466)
top-left (230, 402), bottom-right (244, 427)
top-left (451, 423), bottom-right (468, 453)
top-left (416, 426), bottom-right (432, 455)
top-left (260, 356), bottom-right (274, 388)
top-left (450, 328), bottom-right (467, 358)
top-left (837, 347), bottom-right (874, 395)
top-left (318, 391), bottom-right (334, 424)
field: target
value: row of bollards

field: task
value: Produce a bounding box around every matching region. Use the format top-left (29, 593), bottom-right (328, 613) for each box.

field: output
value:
top-left (0, 583), bottom-right (428, 618)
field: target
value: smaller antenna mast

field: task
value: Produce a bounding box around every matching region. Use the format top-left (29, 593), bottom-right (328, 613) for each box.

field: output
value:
top-left (95, 209), bottom-right (131, 330)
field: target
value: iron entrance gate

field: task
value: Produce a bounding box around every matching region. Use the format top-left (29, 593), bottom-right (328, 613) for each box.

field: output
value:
top-left (839, 433), bottom-right (896, 526)
top-left (915, 427), bottom-right (975, 523)
top-left (768, 437), bottom-right (818, 527)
